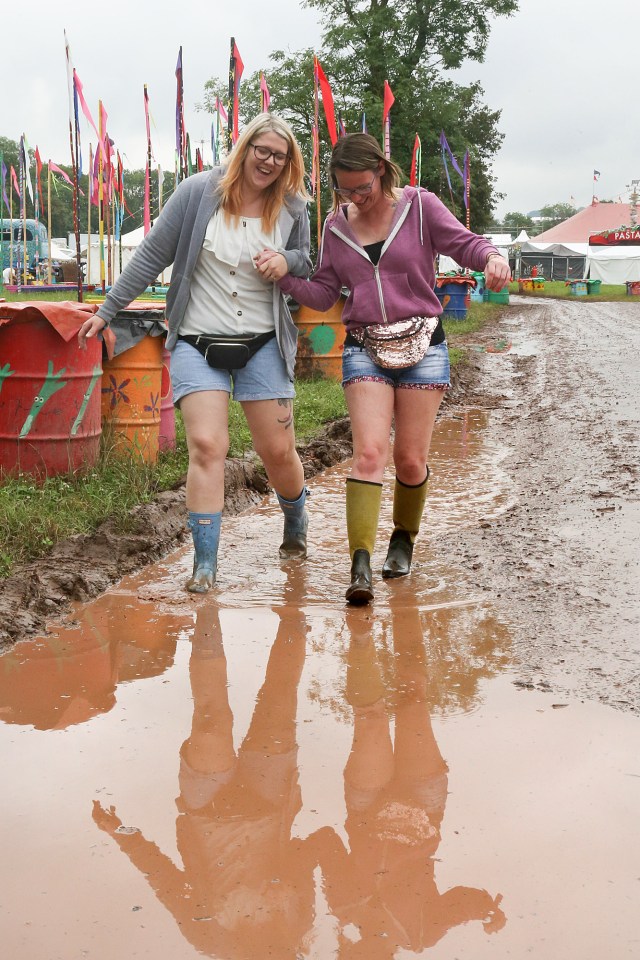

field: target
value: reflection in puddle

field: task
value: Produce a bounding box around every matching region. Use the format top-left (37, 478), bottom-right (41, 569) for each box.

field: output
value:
top-left (1, 410), bottom-right (638, 959)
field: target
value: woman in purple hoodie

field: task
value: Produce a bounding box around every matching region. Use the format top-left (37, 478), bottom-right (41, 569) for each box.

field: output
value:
top-left (257, 134), bottom-right (510, 605)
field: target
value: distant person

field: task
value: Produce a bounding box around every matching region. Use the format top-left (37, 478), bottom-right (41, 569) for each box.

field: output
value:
top-left (261, 133), bottom-right (510, 604)
top-left (78, 114), bottom-right (312, 593)
top-left (2, 266), bottom-right (16, 285)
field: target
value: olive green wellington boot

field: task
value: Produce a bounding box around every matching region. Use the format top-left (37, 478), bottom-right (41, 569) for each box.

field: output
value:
top-left (345, 478), bottom-right (382, 605)
top-left (381, 470), bottom-right (429, 579)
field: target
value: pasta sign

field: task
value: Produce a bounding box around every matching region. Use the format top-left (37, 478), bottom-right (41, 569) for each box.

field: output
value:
top-left (589, 228), bottom-right (640, 245)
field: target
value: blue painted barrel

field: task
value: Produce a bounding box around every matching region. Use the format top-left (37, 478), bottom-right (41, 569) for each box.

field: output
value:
top-left (435, 282), bottom-right (468, 320)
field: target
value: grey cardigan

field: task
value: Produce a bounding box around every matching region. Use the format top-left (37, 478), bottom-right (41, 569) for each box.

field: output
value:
top-left (96, 168), bottom-right (311, 379)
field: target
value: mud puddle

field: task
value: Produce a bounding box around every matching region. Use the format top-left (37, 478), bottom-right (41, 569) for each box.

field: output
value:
top-left (2, 402), bottom-right (639, 959)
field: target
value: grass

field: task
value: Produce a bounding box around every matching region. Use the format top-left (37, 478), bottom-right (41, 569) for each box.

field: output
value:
top-left (0, 296), bottom-right (500, 578)
top-left (509, 280), bottom-right (631, 301)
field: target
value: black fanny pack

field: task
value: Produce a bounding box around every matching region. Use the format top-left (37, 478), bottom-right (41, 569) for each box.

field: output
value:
top-left (179, 330), bottom-right (276, 370)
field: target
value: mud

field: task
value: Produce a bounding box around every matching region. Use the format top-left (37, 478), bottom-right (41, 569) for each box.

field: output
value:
top-left (1, 298), bottom-right (639, 959)
top-left (2, 298), bottom-right (639, 719)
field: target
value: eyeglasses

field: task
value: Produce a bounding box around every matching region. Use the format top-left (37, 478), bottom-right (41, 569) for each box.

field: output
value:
top-left (333, 173), bottom-right (378, 199)
top-left (250, 143), bottom-right (290, 167)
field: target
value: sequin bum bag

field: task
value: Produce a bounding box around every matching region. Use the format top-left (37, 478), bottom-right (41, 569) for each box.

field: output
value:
top-left (351, 316), bottom-right (439, 369)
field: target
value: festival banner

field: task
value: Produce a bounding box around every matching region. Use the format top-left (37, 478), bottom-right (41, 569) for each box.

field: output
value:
top-left (314, 57), bottom-right (338, 145)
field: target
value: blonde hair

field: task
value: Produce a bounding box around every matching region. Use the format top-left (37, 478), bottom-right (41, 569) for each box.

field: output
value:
top-left (218, 113), bottom-right (308, 232)
top-left (329, 133), bottom-right (402, 213)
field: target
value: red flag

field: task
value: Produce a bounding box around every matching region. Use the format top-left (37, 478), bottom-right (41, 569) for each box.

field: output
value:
top-left (232, 41), bottom-right (244, 144)
top-left (314, 57), bottom-right (338, 146)
top-left (10, 165), bottom-right (20, 196)
top-left (382, 80), bottom-right (395, 158)
top-left (409, 134), bottom-right (421, 187)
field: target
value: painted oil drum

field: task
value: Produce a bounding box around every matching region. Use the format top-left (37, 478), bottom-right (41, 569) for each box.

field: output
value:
top-left (101, 335), bottom-right (162, 463)
top-left (0, 314), bottom-right (102, 478)
top-left (159, 345), bottom-right (176, 452)
top-left (436, 282), bottom-right (469, 319)
top-left (294, 296), bottom-right (346, 381)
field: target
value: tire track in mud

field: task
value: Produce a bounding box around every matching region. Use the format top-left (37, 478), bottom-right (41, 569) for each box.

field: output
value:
top-left (448, 298), bottom-right (640, 713)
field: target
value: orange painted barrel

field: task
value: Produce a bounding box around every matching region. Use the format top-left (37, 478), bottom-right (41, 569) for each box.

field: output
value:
top-left (0, 314), bottom-right (102, 478)
top-left (294, 296), bottom-right (346, 381)
top-left (159, 345), bottom-right (176, 452)
top-left (101, 335), bottom-right (162, 463)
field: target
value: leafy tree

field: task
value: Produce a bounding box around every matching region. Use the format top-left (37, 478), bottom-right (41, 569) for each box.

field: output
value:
top-left (501, 211), bottom-right (536, 235)
top-left (200, 0), bottom-right (517, 234)
top-left (538, 202), bottom-right (579, 233)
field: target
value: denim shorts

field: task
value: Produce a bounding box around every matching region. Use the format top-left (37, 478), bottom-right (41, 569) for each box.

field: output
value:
top-left (342, 340), bottom-right (450, 390)
top-left (170, 335), bottom-right (295, 405)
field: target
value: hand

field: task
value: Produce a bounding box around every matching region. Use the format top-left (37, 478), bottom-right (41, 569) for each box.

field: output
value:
top-left (484, 255), bottom-right (511, 292)
top-left (254, 249), bottom-right (289, 282)
top-left (78, 315), bottom-right (107, 349)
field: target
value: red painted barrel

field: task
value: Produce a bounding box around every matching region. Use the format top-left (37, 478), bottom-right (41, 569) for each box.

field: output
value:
top-left (0, 314), bottom-right (102, 478)
top-left (159, 346), bottom-right (176, 452)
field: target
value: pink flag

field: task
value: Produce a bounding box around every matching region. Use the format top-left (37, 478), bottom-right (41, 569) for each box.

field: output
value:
top-left (260, 72), bottom-right (271, 112)
top-left (73, 70), bottom-right (100, 140)
top-left (10, 165), bottom-right (20, 195)
top-left (49, 161), bottom-right (74, 186)
top-left (232, 41), bottom-right (244, 144)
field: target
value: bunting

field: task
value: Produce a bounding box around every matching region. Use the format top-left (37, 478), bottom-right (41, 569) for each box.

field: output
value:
top-left (409, 134), bottom-right (421, 187)
top-left (382, 81), bottom-right (394, 158)
top-left (260, 72), bottom-right (271, 113)
top-left (314, 57), bottom-right (338, 145)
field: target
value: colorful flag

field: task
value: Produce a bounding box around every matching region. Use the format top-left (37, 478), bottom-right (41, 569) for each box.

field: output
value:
top-left (338, 112), bottom-right (347, 138)
top-left (21, 136), bottom-right (34, 206)
top-left (361, 112), bottom-right (367, 133)
top-left (49, 162), bottom-right (75, 186)
top-left (314, 57), bottom-right (338, 146)
top-left (260, 72), bottom-right (271, 113)
top-left (409, 133), bottom-right (421, 187)
top-left (1, 161), bottom-right (10, 215)
top-left (10, 165), bottom-right (20, 196)
top-left (175, 47), bottom-right (186, 180)
top-left (593, 169), bottom-right (601, 181)
top-left (382, 80), bottom-right (395, 158)
top-left (231, 40), bottom-right (244, 144)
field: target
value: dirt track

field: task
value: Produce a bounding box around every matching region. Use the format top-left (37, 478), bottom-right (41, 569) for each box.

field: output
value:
top-left (2, 298), bottom-right (639, 714)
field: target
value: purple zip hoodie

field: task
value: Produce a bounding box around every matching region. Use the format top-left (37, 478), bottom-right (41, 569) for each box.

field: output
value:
top-left (279, 186), bottom-right (499, 330)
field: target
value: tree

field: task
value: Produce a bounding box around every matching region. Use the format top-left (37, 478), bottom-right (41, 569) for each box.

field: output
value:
top-left (199, 0), bottom-right (517, 234)
top-left (538, 202), bottom-right (579, 233)
top-left (501, 211), bottom-right (536, 235)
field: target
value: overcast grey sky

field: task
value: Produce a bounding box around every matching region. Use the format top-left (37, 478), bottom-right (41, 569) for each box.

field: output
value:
top-left (4, 0), bottom-right (635, 219)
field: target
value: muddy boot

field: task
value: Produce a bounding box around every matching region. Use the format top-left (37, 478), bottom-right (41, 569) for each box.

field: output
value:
top-left (186, 511), bottom-right (222, 594)
top-left (382, 471), bottom-right (429, 579)
top-left (381, 529), bottom-right (414, 578)
top-left (277, 487), bottom-right (309, 560)
top-left (345, 549), bottom-right (374, 605)
top-left (345, 478), bottom-right (382, 605)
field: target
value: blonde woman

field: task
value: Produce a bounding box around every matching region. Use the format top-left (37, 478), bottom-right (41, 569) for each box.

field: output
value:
top-left (79, 114), bottom-right (311, 593)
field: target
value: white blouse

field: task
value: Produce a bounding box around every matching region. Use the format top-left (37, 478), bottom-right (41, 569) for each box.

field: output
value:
top-left (180, 211), bottom-right (283, 338)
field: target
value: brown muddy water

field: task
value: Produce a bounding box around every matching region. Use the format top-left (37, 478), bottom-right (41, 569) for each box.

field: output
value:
top-left (1, 406), bottom-right (639, 959)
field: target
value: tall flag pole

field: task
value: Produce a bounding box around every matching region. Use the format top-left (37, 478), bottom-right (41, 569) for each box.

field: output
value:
top-left (382, 80), bottom-right (395, 159)
top-left (64, 32), bottom-right (83, 301)
top-left (143, 84), bottom-right (152, 235)
top-left (314, 57), bottom-right (338, 145)
top-left (260, 72), bottom-right (271, 113)
top-left (98, 100), bottom-right (105, 294)
top-left (409, 133), bottom-right (421, 187)
top-left (175, 47), bottom-right (185, 184)
top-left (312, 58), bottom-right (322, 249)
top-left (463, 150), bottom-right (470, 229)
top-left (229, 38), bottom-right (244, 148)
top-left (19, 136), bottom-right (27, 285)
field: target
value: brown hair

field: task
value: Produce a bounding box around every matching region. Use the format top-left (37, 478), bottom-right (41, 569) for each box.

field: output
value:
top-left (218, 113), bottom-right (308, 232)
top-left (328, 133), bottom-right (402, 213)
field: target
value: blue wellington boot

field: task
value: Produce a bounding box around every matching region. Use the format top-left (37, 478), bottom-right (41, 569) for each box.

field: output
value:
top-left (276, 487), bottom-right (309, 560)
top-left (186, 511), bottom-right (222, 594)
